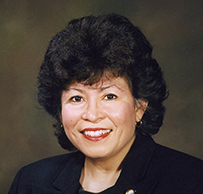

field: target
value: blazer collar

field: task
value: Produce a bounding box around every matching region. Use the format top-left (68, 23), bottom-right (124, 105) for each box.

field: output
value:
top-left (116, 133), bottom-right (158, 193)
top-left (52, 151), bottom-right (85, 193)
top-left (52, 133), bottom-right (157, 193)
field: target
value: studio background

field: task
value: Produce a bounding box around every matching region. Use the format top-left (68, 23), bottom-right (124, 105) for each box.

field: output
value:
top-left (1, 0), bottom-right (203, 193)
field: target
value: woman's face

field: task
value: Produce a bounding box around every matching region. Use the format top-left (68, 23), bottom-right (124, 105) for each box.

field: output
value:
top-left (61, 76), bottom-right (146, 160)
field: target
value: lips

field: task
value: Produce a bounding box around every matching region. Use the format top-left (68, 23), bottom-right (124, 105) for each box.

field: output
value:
top-left (81, 128), bottom-right (112, 141)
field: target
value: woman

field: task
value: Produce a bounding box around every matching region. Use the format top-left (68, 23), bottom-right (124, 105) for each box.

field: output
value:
top-left (9, 13), bottom-right (203, 194)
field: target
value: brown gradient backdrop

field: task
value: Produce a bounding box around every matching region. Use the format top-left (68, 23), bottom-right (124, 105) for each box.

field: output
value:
top-left (1, 0), bottom-right (203, 193)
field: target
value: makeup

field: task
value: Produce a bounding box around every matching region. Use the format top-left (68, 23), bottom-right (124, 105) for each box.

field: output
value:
top-left (81, 128), bottom-right (112, 141)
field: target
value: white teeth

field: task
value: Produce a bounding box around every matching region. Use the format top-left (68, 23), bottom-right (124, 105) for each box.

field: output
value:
top-left (83, 130), bottom-right (111, 137)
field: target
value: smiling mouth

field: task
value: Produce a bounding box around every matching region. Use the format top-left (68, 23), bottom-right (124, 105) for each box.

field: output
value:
top-left (81, 128), bottom-right (112, 141)
top-left (82, 129), bottom-right (112, 137)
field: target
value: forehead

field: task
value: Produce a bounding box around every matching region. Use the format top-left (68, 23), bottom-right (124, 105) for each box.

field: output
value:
top-left (68, 76), bottom-right (131, 91)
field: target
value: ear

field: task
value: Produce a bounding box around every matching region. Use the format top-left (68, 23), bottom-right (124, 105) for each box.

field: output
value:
top-left (59, 112), bottom-right (63, 124)
top-left (134, 98), bottom-right (148, 122)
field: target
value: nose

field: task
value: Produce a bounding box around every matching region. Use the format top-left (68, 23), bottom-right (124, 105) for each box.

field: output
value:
top-left (81, 100), bottom-right (105, 123)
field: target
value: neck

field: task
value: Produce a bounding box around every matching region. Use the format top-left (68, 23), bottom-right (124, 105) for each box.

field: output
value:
top-left (80, 158), bottom-right (122, 193)
top-left (80, 137), bottom-right (135, 193)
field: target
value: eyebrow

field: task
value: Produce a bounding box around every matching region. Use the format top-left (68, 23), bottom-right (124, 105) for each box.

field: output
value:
top-left (99, 85), bottom-right (124, 91)
top-left (68, 84), bottom-right (124, 93)
top-left (67, 88), bottom-right (84, 93)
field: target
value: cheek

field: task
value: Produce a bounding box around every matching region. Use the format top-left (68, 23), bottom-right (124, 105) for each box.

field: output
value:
top-left (61, 106), bottom-right (81, 128)
top-left (107, 102), bottom-right (136, 124)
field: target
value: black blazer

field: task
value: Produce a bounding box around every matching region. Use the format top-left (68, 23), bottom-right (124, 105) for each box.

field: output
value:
top-left (8, 134), bottom-right (203, 194)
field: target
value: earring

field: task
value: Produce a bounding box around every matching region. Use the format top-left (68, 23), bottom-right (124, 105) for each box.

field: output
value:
top-left (136, 120), bottom-right (142, 128)
top-left (61, 124), bottom-right (63, 128)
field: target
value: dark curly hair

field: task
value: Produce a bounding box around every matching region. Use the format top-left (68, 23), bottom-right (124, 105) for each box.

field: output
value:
top-left (38, 13), bottom-right (168, 151)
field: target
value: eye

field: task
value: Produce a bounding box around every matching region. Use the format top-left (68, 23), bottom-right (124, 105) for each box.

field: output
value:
top-left (70, 96), bottom-right (83, 102)
top-left (104, 94), bottom-right (117, 100)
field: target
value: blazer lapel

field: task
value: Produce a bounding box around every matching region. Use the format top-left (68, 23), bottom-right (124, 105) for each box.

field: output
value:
top-left (134, 178), bottom-right (158, 194)
top-left (117, 133), bottom-right (158, 194)
top-left (52, 152), bottom-right (85, 194)
top-left (27, 184), bottom-right (63, 194)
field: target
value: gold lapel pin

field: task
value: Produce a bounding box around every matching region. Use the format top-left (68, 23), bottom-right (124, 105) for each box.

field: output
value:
top-left (125, 189), bottom-right (136, 194)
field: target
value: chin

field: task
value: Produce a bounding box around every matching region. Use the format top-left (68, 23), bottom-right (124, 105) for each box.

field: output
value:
top-left (81, 147), bottom-right (112, 159)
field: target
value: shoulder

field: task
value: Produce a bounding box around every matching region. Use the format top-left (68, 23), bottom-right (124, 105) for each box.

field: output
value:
top-left (8, 151), bottom-right (85, 193)
top-left (150, 143), bottom-right (203, 191)
top-left (153, 144), bottom-right (203, 170)
top-left (19, 151), bottom-right (81, 178)
top-left (9, 151), bottom-right (82, 192)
